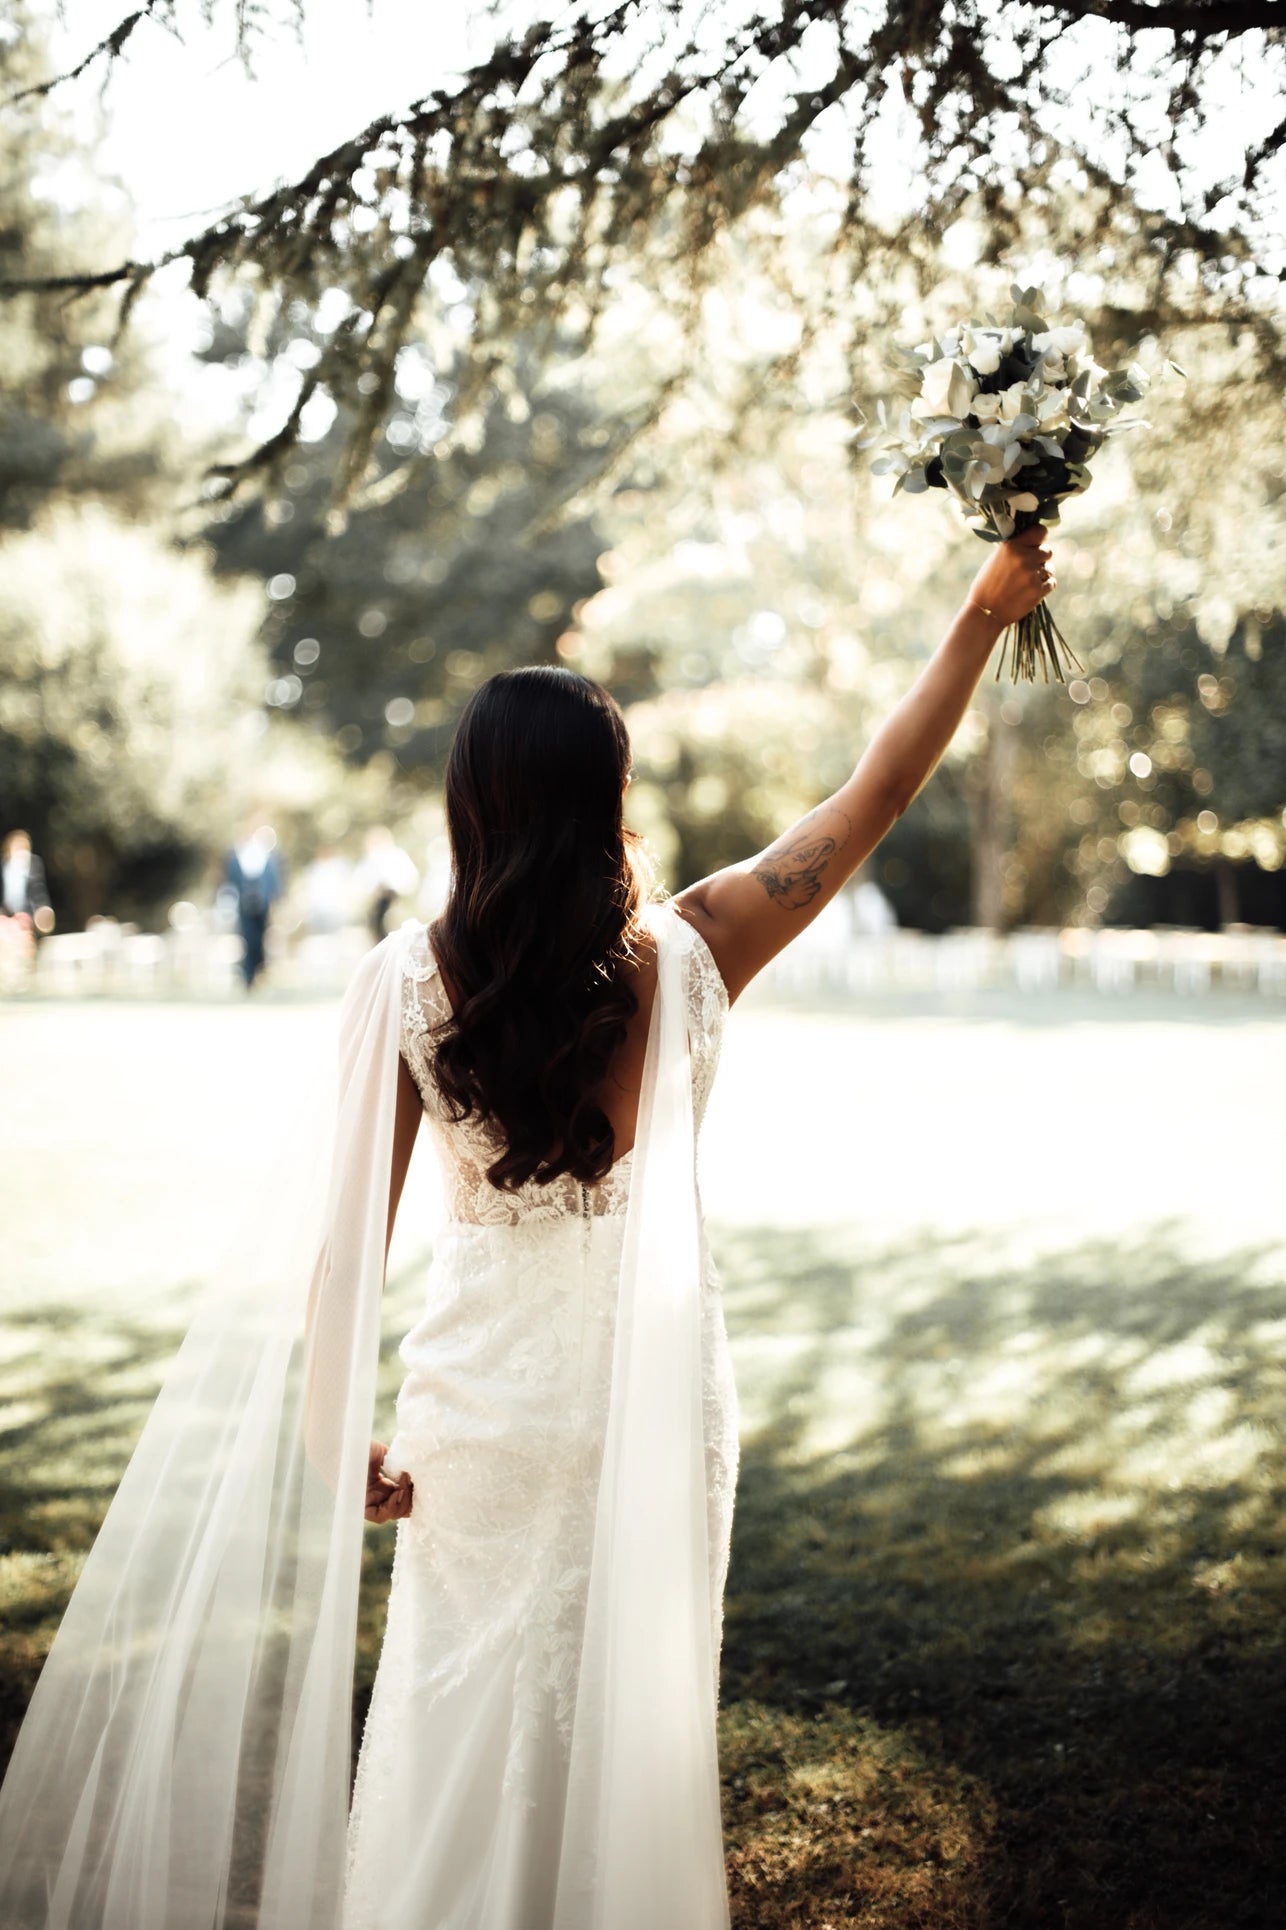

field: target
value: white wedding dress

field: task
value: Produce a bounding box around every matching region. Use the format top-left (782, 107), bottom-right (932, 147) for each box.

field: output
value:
top-left (343, 915), bottom-right (739, 1930)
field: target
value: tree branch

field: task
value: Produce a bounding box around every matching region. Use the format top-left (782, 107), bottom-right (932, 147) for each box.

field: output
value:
top-left (1029, 0), bottom-right (1283, 32)
top-left (3, 0), bottom-right (1276, 507)
top-left (3, 3), bottom-right (172, 108)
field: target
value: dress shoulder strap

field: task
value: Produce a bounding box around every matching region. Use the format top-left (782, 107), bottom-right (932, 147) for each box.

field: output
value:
top-left (644, 898), bottom-right (730, 1037)
top-left (401, 918), bottom-right (439, 985)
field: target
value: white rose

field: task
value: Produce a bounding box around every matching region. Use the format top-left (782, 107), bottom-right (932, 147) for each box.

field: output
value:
top-left (998, 382), bottom-right (1030, 423)
top-left (971, 391), bottom-right (1002, 422)
top-left (963, 328), bottom-right (1005, 375)
top-left (1032, 324), bottom-right (1085, 358)
top-left (1006, 491), bottom-right (1041, 513)
top-left (913, 356), bottom-right (976, 420)
top-left (1040, 352), bottom-right (1066, 384)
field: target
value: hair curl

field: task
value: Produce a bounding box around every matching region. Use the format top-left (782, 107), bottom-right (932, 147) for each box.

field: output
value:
top-left (428, 666), bottom-right (650, 1191)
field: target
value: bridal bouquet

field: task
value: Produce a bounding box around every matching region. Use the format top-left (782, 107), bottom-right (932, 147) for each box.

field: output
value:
top-left (864, 285), bottom-right (1152, 682)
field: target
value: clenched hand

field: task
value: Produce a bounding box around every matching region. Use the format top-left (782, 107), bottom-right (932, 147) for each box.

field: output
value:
top-left (366, 1440), bottom-right (414, 1523)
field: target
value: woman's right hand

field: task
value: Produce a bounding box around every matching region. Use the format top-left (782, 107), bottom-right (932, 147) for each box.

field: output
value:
top-left (966, 524), bottom-right (1056, 626)
top-left (365, 1440), bottom-right (414, 1522)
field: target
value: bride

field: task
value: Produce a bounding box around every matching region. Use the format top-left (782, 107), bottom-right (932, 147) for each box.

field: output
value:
top-left (0, 532), bottom-right (1053, 1929)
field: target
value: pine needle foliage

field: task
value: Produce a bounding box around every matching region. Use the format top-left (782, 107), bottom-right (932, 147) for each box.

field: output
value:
top-left (4, 0), bottom-right (1282, 511)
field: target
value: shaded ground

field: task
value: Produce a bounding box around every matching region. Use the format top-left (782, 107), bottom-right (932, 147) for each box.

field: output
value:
top-left (1, 994), bottom-right (1283, 1928)
top-left (714, 1221), bottom-right (1286, 1930)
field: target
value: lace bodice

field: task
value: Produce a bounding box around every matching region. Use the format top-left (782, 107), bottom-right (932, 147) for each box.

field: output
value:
top-left (398, 907), bottom-right (728, 1227)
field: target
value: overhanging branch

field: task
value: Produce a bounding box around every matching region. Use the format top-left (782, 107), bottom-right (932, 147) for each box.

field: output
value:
top-left (1030, 0), bottom-right (1283, 31)
top-left (4, 2), bottom-right (172, 108)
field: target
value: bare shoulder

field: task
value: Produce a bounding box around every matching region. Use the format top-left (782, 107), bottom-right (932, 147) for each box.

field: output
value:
top-left (669, 886), bottom-right (748, 1003)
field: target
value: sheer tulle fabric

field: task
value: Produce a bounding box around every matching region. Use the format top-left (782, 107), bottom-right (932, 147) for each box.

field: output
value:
top-left (553, 909), bottom-right (729, 1928)
top-left (0, 934), bottom-right (408, 1930)
top-left (0, 903), bottom-right (729, 1929)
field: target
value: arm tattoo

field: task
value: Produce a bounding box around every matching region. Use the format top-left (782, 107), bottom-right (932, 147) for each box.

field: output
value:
top-left (751, 805), bottom-right (852, 911)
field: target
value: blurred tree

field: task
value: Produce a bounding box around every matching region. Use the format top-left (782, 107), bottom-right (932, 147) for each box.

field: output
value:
top-left (4, 6), bottom-right (1282, 931)
top-left (0, 506), bottom-right (269, 923)
top-left (5, 2), bottom-right (1279, 509)
top-left (0, 11), bottom-right (369, 926)
top-left (196, 301), bottom-right (624, 773)
top-left (560, 228), bottom-right (1025, 914)
top-left (968, 310), bottom-right (1286, 931)
top-left (0, 5), bottom-right (173, 526)
top-left (561, 202), bottom-right (1286, 925)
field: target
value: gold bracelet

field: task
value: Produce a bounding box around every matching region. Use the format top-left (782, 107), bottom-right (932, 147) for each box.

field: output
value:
top-left (966, 600), bottom-right (1000, 622)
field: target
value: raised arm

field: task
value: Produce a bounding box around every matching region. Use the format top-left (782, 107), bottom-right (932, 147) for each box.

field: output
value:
top-left (674, 527), bottom-right (1056, 1001)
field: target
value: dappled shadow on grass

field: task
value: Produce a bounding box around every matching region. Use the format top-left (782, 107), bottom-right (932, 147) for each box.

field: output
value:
top-left (714, 1221), bottom-right (1286, 1930)
top-left (4, 1225), bottom-right (1284, 1929)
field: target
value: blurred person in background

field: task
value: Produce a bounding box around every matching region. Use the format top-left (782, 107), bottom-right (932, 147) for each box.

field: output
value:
top-left (1, 829), bottom-right (54, 936)
top-left (356, 824), bottom-right (420, 942)
top-left (224, 818), bottom-right (283, 991)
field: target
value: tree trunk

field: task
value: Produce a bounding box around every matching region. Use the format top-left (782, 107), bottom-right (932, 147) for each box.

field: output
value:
top-left (971, 694), bottom-right (1015, 931)
top-left (1214, 856), bottom-right (1240, 930)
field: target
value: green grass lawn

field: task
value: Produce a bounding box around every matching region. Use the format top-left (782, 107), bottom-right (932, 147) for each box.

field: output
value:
top-left (2, 988), bottom-right (1284, 1928)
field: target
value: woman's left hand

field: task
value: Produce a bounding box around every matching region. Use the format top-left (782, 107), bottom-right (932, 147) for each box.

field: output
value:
top-left (365, 1440), bottom-right (414, 1522)
top-left (966, 524), bottom-right (1057, 626)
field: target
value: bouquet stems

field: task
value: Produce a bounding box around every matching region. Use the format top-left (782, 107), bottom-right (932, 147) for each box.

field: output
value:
top-left (990, 513), bottom-right (1083, 685)
top-left (994, 598), bottom-right (1082, 684)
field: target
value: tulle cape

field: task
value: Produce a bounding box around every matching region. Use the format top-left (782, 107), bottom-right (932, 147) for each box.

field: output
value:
top-left (0, 903), bottom-right (729, 1929)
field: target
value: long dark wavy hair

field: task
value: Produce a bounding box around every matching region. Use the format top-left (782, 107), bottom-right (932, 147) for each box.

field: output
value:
top-left (429, 665), bottom-right (651, 1191)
